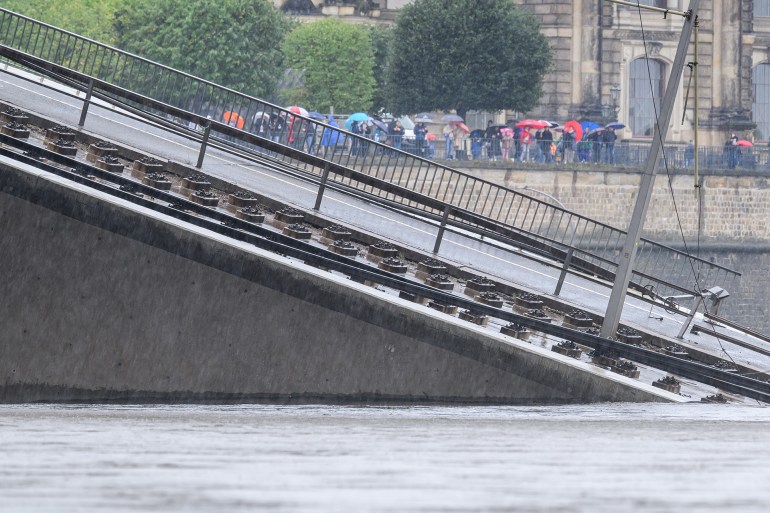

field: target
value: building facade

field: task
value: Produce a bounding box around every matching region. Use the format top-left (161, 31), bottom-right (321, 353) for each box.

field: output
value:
top-left (510, 0), bottom-right (759, 145)
top-left (295, 1), bottom-right (769, 144)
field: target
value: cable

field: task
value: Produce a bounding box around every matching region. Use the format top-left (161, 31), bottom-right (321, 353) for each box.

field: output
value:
top-left (634, 3), bottom-right (745, 378)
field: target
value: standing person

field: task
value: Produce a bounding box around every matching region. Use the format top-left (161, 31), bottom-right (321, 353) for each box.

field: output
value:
top-left (485, 122), bottom-right (500, 160)
top-left (452, 124), bottom-right (465, 159)
top-left (540, 127), bottom-right (553, 163)
top-left (520, 129), bottom-right (532, 162)
top-left (270, 112), bottom-right (285, 145)
top-left (350, 120), bottom-right (361, 157)
top-left (602, 127), bottom-right (617, 164)
top-left (513, 127), bottom-right (522, 161)
top-left (442, 123), bottom-right (454, 159)
top-left (684, 140), bottom-right (695, 168)
top-left (725, 133), bottom-right (739, 169)
top-left (414, 121), bottom-right (427, 156)
top-left (592, 133), bottom-right (602, 163)
top-left (390, 119), bottom-right (404, 153)
top-left (320, 115), bottom-right (342, 157)
top-left (360, 121), bottom-right (372, 157)
top-left (534, 129), bottom-right (543, 162)
top-left (500, 127), bottom-right (514, 161)
top-left (562, 127), bottom-right (575, 164)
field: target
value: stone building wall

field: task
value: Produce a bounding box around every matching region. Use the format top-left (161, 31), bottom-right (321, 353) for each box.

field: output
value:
top-left (471, 166), bottom-right (770, 242)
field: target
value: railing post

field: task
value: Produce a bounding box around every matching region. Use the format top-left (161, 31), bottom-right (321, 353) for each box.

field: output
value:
top-left (196, 122), bottom-right (211, 169)
top-left (554, 247), bottom-right (574, 296)
top-left (433, 205), bottom-right (452, 254)
top-left (78, 78), bottom-right (94, 127)
top-left (314, 163), bottom-right (330, 211)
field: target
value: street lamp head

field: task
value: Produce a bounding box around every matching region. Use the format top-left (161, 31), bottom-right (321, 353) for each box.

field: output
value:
top-left (610, 84), bottom-right (620, 103)
top-left (610, 84), bottom-right (621, 103)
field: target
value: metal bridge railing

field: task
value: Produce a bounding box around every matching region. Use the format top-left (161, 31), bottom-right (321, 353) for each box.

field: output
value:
top-left (0, 7), bottom-right (741, 299)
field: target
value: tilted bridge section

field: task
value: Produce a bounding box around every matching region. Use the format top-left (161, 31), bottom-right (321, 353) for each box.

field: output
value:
top-left (0, 7), bottom-right (740, 305)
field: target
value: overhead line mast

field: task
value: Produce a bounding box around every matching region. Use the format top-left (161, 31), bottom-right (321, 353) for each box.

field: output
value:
top-left (599, 0), bottom-right (702, 339)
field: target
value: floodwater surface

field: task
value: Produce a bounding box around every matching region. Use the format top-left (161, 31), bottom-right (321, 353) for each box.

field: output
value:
top-left (1, 403), bottom-right (769, 512)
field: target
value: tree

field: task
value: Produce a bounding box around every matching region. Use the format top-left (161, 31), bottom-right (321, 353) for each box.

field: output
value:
top-left (384, 0), bottom-right (552, 119)
top-left (113, 0), bottom-right (293, 100)
top-left (367, 24), bottom-right (394, 114)
top-left (281, 18), bottom-right (375, 113)
top-left (3, 0), bottom-right (121, 44)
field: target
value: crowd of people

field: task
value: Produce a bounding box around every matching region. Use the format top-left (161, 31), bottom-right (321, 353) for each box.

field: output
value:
top-left (464, 121), bottom-right (620, 165)
top-left (221, 108), bottom-right (763, 171)
top-left (225, 108), bottom-right (627, 164)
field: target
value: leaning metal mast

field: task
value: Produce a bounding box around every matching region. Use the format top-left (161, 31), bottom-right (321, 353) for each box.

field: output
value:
top-left (599, 0), bottom-right (702, 338)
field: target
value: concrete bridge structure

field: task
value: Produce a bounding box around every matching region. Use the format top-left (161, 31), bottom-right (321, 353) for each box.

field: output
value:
top-left (2, 8), bottom-right (768, 404)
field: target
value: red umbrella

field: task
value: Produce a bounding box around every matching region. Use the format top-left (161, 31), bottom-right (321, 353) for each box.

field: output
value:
top-left (563, 120), bottom-right (583, 142)
top-left (450, 121), bottom-right (470, 133)
top-left (287, 105), bottom-right (309, 117)
top-left (223, 111), bottom-right (245, 129)
top-left (515, 119), bottom-right (549, 130)
top-left (736, 139), bottom-right (753, 147)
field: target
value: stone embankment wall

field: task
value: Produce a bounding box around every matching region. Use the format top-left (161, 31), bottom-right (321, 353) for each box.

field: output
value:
top-left (468, 167), bottom-right (770, 242)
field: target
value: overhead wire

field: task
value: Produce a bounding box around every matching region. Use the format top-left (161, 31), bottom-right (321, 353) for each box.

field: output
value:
top-left (633, 2), bottom-right (741, 373)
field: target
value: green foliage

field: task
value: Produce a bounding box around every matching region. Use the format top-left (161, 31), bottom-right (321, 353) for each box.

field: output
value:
top-left (113, 0), bottom-right (293, 100)
top-left (281, 18), bottom-right (375, 113)
top-left (384, 0), bottom-right (552, 118)
top-left (368, 24), bottom-right (394, 113)
top-left (3, 0), bottom-right (121, 44)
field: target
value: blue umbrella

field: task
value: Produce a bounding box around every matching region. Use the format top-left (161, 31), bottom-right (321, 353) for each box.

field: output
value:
top-left (605, 122), bottom-right (625, 130)
top-left (370, 119), bottom-right (388, 132)
top-left (308, 111), bottom-right (325, 121)
top-left (345, 112), bottom-right (370, 129)
top-left (581, 121), bottom-right (601, 134)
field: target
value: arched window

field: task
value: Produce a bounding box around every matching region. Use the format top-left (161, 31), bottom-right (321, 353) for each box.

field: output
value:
top-left (629, 58), bottom-right (664, 137)
top-left (752, 64), bottom-right (770, 140)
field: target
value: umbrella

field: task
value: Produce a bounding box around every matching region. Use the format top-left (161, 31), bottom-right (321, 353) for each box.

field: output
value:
top-left (539, 120), bottom-right (560, 128)
top-left (606, 122), bottom-right (626, 130)
top-left (515, 119), bottom-right (549, 130)
top-left (287, 105), bottom-right (309, 117)
top-left (581, 120), bottom-right (601, 134)
top-left (441, 114), bottom-right (464, 123)
top-left (563, 120), bottom-right (584, 142)
top-left (450, 121), bottom-right (470, 133)
top-left (426, 133), bottom-right (437, 141)
top-left (414, 112), bottom-right (434, 123)
top-left (470, 129), bottom-right (485, 139)
top-left (308, 111), bottom-right (325, 121)
top-left (223, 111), bottom-right (245, 129)
top-left (736, 139), bottom-right (753, 147)
top-left (253, 111), bottom-right (270, 122)
top-left (345, 112), bottom-right (370, 129)
top-left (398, 116), bottom-right (415, 130)
top-left (586, 127), bottom-right (605, 140)
top-left (370, 119), bottom-right (388, 132)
